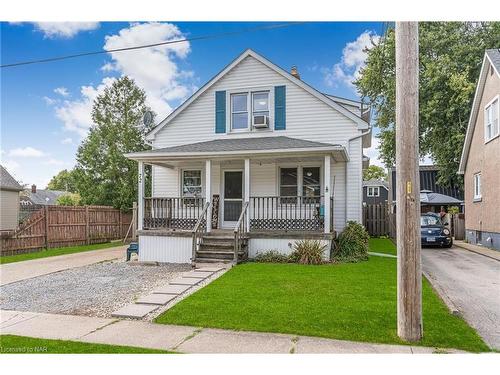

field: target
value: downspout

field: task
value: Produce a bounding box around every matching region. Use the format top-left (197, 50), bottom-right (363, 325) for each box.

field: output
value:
top-left (344, 125), bottom-right (372, 226)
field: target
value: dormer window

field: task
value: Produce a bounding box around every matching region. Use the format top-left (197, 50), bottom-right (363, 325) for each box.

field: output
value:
top-left (230, 89), bottom-right (271, 132)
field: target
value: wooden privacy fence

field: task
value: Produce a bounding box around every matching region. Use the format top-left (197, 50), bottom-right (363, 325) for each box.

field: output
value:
top-left (363, 203), bottom-right (390, 237)
top-left (0, 205), bottom-right (133, 256)
top-left (452, 213), bottom-right (465, 240)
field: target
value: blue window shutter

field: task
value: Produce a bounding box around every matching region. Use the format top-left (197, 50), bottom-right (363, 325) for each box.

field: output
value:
top-left (215, 91), bottom-right (226, 134)
top-left (274, 86), bottom-right (286, 130)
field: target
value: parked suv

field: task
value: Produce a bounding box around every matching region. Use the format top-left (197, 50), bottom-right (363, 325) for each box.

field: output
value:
top-left (420, 213), bottom-right (453, 248)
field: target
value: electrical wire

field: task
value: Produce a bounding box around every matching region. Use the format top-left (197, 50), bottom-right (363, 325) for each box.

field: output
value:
top-left (1, 22), bottom-right (305, 69)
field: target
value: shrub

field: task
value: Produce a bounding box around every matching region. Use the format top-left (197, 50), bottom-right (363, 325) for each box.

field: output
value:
top-left (332, 221), bottom-right (369, 263)
top-left (289, 239), bottom-right (326, 265)
top-left (254, 250), bottom-right (290, 263)
top-left (56, 193), bottom-right (82, 206)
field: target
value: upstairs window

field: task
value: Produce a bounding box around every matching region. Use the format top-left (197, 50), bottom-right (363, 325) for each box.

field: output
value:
top-left (485, 96), bottom-right (499, 142)
top-left (367, 186), bottom-right (380, 197)
top-left (473, 173), bottom-right (481, 201)
top-left (252, 91), bottom-right (269, 121)
top-left (231, 93), bottom-right (248, 130)
top-left (230, 90), bottom-right (270, 131)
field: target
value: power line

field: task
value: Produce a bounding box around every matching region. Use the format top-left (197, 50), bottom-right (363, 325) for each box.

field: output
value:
top-left (1, 22), bottom-right (305, 69)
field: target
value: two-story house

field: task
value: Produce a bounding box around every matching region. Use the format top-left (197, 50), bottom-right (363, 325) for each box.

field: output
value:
top-left (459, 49), bottom-right (500, 250)
top-left (126, 49), bottom-right (371, 264)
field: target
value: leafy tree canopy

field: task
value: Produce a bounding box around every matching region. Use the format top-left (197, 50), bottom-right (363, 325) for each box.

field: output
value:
top-left (56, 192), bottom-right (81, 206)
top-left (47, 169), bottom-right (78, 192)
top-left (363, 165), bottom-right (387, 181)
top-left (74, 76), bottom-right (154, 210)
top-left (356, 22), bottom-right (500, 186)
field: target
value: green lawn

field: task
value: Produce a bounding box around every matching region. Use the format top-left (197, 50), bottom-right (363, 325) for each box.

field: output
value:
top-left (369, 237), bottom-right (397, 255)
top-left (0, 335), bottom-right (170, 354)
top-left (156, 243), bottom-right (488, 352)
top-left (0, 241), bottom-right (123, 264)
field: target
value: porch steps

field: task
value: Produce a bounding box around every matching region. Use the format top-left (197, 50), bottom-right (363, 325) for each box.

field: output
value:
top-left (195, 233), bottom-right (248, 263)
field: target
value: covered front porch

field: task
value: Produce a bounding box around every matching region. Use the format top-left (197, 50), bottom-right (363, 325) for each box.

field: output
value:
top-left (126, 136), bottom-right (348, 263)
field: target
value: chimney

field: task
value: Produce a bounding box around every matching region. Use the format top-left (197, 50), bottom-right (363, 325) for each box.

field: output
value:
top-left (31, 184), bottom-right (37, 194)
top-left (290, 65), bottom-right (300, 80)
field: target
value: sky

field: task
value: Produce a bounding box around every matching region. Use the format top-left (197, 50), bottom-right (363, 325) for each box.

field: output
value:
top-left (1, 21), bottom-right (384, 188)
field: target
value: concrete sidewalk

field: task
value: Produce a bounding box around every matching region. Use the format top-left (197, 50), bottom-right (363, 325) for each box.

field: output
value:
top-left (454, 240), bottom-right (500, 261)
top-left (0, 310), bottom-right (461, 353)
top-left (0, 245), bottom-right (126, 286)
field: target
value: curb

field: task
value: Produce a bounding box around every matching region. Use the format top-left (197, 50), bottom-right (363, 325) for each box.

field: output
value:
top-left (453, 242), bottom-right (500, 262)
top-left (422, 270), bottom-right (461, 317)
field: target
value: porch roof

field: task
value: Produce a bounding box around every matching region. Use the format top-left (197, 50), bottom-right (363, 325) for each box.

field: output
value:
top-left (126, 136), bottom-right (348, 162)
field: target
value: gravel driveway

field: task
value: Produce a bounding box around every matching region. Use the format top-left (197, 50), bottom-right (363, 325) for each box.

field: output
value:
top-left (422, 246), bottom-right (500, 350)
top-left (0, 260), bottom-right (190, 318)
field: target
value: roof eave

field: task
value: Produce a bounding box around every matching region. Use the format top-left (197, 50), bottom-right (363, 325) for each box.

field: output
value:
top-left (125, 145), bottom-right (349, 162)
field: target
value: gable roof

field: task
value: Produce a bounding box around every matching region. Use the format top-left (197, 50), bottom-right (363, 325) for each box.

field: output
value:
top-left (0, 165), bottom-right (23, 191)
top-left (362, 179), bottom-right (389, 190)
top-left (458, 49), bottom-right (500, 174)
top-left (21, 189), bottom-right (66, 205)
top-left (146, 49), bottom-right (369, 141)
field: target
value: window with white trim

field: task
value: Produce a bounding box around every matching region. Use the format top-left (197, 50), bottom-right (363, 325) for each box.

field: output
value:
top-left (231, 93), bottom-right (248, 130)
top-left (485, 97), bottom-right (499, 142)
top-left (182, 170), bottom-right (202, 198)
top-left (230, 90), bottom-right (270, 131)
top-left (473, 173), bottom-right (481, 201)
top-left (367, 186), bottom-right (380, 197)
top-left (302, 167), bottom-right (321, 202)
top-left (280, 167), bottom-right (298, 203)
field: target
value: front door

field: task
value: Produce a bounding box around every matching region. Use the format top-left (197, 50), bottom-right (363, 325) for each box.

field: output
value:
top-left (222, 170), bottom-right (243, 228)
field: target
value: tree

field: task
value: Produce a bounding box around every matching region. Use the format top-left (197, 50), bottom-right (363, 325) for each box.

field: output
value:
top-left (47, 169), bottom-right (78, 192)
top-left (74, 77), bottom-right (154, 210)
top-left (356, 22), bottom-right (500, 186)
top-left (363, 165), bottom-right (387, 181)
top-left (56, 192), bottom-right (81, 206)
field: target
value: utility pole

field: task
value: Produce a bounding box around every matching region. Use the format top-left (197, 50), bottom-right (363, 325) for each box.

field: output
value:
top-left (395, 21), bottom-right (422, 341)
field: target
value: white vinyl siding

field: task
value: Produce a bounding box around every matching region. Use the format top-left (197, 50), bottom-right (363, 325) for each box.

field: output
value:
top-left (153, 56), bottom-right (362, 148)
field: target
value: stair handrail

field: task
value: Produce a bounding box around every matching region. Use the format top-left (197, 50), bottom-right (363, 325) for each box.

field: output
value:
top-left (191, 202), bottom-right (211, 263)
top-left (233, 201), bottom-right (249, 263)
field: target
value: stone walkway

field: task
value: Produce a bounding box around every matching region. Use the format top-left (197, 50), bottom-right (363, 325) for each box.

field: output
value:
top-left (111, 266), bottom-right (225, 319)
top-left (0, 245), bottom-right (126, 286)
top-left (0, 310), bottom-right (459, 353)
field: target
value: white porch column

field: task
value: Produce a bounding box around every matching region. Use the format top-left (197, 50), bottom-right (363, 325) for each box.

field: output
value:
top-left (324, 155), bottom-right (331, 234)
top-left (205, 159), bottom-right (212, 232)
top-left (137, 161), bottom-right (145, 231)
top-left (244, 158), bottom-right (250, 231)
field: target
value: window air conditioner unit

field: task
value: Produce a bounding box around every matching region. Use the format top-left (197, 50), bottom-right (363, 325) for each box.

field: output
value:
top-left (253, 114), bottom-right (269, 128)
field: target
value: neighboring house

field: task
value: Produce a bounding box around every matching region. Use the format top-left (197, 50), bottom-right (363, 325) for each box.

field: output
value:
top-left (362, 179), bottom-right (389, 205)
top-left (125, 49), bottom-right (371, 264)
top-left (20, 185), bottom-right (66, 206)
top-left (458, 49), bottom-right (500, 250)
top-left (0, 165), bottom-right (23, 231)
top-left (388, 165), bottom-right (464, 213)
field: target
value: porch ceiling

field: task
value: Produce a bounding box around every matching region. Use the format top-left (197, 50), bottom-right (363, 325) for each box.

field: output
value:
top-left (125, 136), bottom-right (349, 165)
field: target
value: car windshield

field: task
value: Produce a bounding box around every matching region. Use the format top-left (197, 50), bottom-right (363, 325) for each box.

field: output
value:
top-left (420, 215), bottom-right (441, 226)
